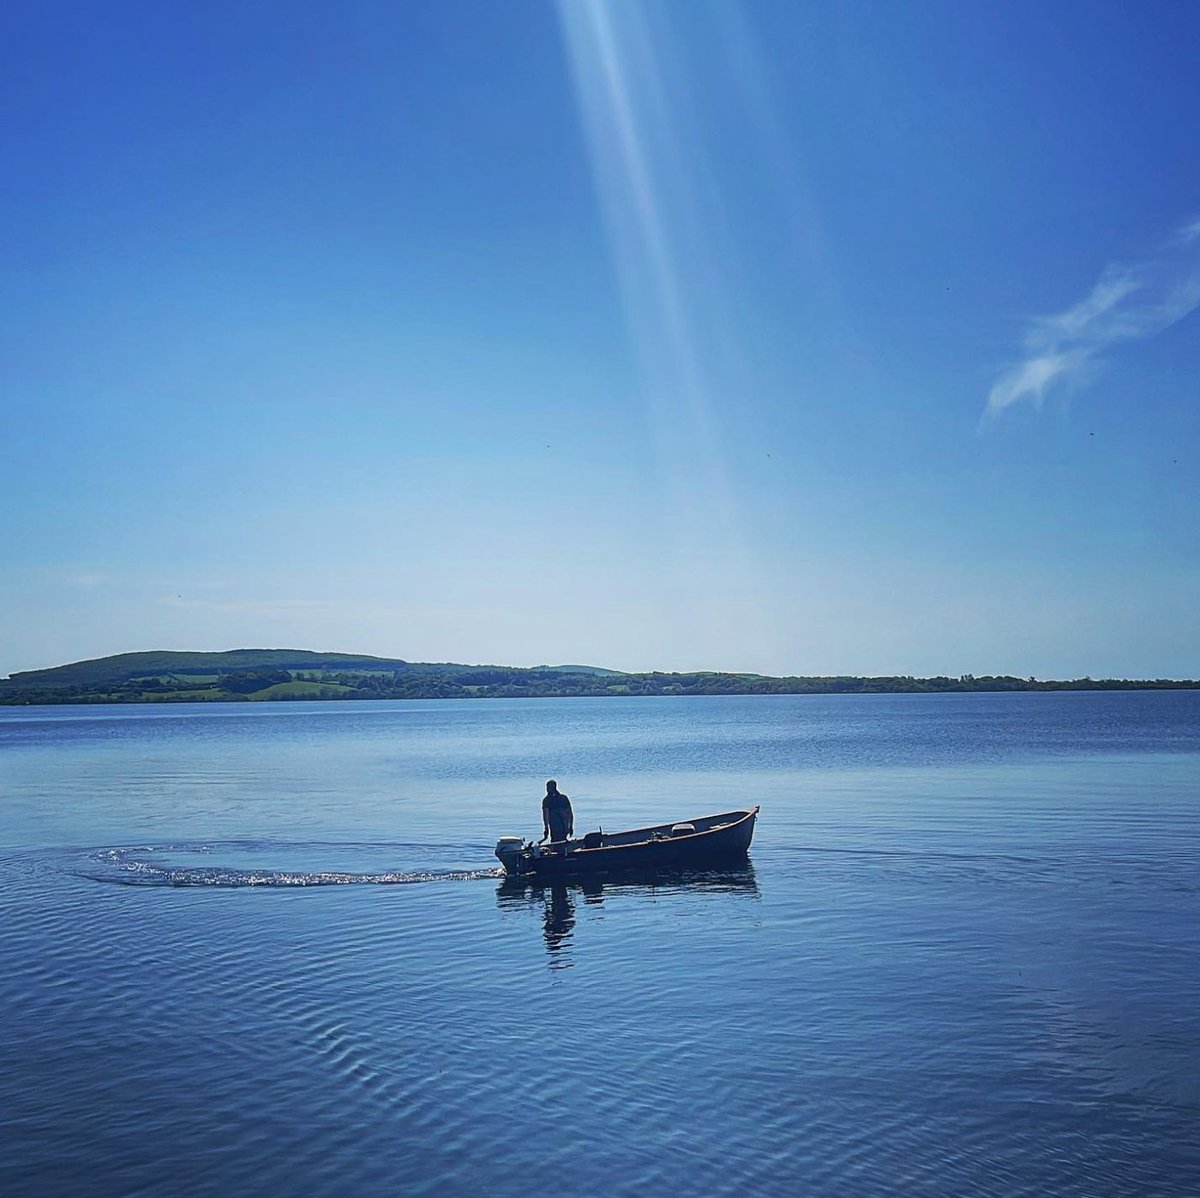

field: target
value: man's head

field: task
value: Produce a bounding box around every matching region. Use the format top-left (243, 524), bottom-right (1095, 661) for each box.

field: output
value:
top-left (546, 779), bottom-right (558, 794)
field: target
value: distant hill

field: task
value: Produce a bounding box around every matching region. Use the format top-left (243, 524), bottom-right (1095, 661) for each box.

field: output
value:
top-left (0, 650), bottom-right (630, 704)
top-left (0, 650), bottom-right (1196, 705)
top-left (1, 649), bottom-right (412, 691)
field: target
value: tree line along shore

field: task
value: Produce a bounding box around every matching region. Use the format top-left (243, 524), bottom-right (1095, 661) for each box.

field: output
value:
top-left (0, 649), bottom-right (1195, 705)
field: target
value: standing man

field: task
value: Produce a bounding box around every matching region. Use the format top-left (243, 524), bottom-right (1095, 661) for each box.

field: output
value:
top-left (541, 779), bottom-right (574, 844)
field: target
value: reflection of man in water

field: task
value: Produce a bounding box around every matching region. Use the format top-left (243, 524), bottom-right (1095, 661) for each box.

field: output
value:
top-left (541, 779), bottom-right (574, 843)
top-left (543, 883), bottom-right (575, 956)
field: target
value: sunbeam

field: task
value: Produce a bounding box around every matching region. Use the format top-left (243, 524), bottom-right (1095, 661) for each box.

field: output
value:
top-left (557, 0), bottom-right (777, 656)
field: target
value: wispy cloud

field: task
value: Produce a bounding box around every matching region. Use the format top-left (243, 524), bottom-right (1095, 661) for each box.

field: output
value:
top-left (1173, 215), bottom-right (1200, 246)
top-left (985, 215), bottom-right (1200, 417)
top-left (160, 596), bottom-right (347, 615)
top-left (67, 572), bottom-right (108, 589)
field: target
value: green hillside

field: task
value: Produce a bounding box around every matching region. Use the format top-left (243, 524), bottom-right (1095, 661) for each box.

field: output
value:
top-left (1, 649), bottom-right (411, 691)
top-left (0, 650), bottom-right (629, 704)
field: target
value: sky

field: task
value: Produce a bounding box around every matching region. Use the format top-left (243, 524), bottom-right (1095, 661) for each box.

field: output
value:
top-left (2, 0), bottom-right (1198, 679)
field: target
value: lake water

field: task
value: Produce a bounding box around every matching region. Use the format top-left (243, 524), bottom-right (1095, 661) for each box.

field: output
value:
top-left (1, 691), bottom-right (1197, 1196)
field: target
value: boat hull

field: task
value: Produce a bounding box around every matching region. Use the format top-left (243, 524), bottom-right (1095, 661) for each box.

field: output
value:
top-left (500, 807), bottom-right (758, 878)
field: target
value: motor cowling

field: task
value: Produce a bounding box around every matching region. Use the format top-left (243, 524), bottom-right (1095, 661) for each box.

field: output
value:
top-left (494, 836), bottom-right (526, 875)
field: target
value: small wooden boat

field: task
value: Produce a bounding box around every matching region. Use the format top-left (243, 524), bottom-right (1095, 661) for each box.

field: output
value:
top-left (494, 807), bottom-right (758, 878)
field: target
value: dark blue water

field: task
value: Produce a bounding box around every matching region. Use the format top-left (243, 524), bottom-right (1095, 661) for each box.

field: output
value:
top-left (1, 692), bottom-right (1197, 1196)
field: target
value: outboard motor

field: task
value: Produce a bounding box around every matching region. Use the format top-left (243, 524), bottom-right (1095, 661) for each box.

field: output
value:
top-left (494, 836), bottom-right (526, 875)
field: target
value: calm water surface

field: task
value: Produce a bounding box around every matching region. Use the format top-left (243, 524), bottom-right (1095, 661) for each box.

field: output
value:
top-left (1, 692), bottom-right (1197, 1196)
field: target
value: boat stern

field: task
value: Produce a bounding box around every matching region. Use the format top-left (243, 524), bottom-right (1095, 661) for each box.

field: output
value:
top-left (494, 836), bottom-right (526, 875)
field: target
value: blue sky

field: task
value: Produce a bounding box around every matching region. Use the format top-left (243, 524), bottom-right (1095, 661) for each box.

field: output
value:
top-left (2, 0), bottom-right (1197, 678)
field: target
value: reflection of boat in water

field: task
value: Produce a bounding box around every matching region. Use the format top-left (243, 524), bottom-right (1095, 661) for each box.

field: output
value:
top-left (496, 863), bottom-right (760, 962)
top-left (496, 863), bottom-right (761, 903)
top-left (494, 807), bottom-right (759, 879)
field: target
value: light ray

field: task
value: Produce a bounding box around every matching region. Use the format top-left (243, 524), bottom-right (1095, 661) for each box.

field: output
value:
top-left (557, 0), bottom-right (779, 658)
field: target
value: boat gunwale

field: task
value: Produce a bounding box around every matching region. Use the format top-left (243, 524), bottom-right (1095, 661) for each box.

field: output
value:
top-left (546, 806), bottom-right (759, 859)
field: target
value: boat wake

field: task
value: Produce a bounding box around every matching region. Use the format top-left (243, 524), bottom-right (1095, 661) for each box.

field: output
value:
top-left (78, 842), bottom-right (504, 888)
